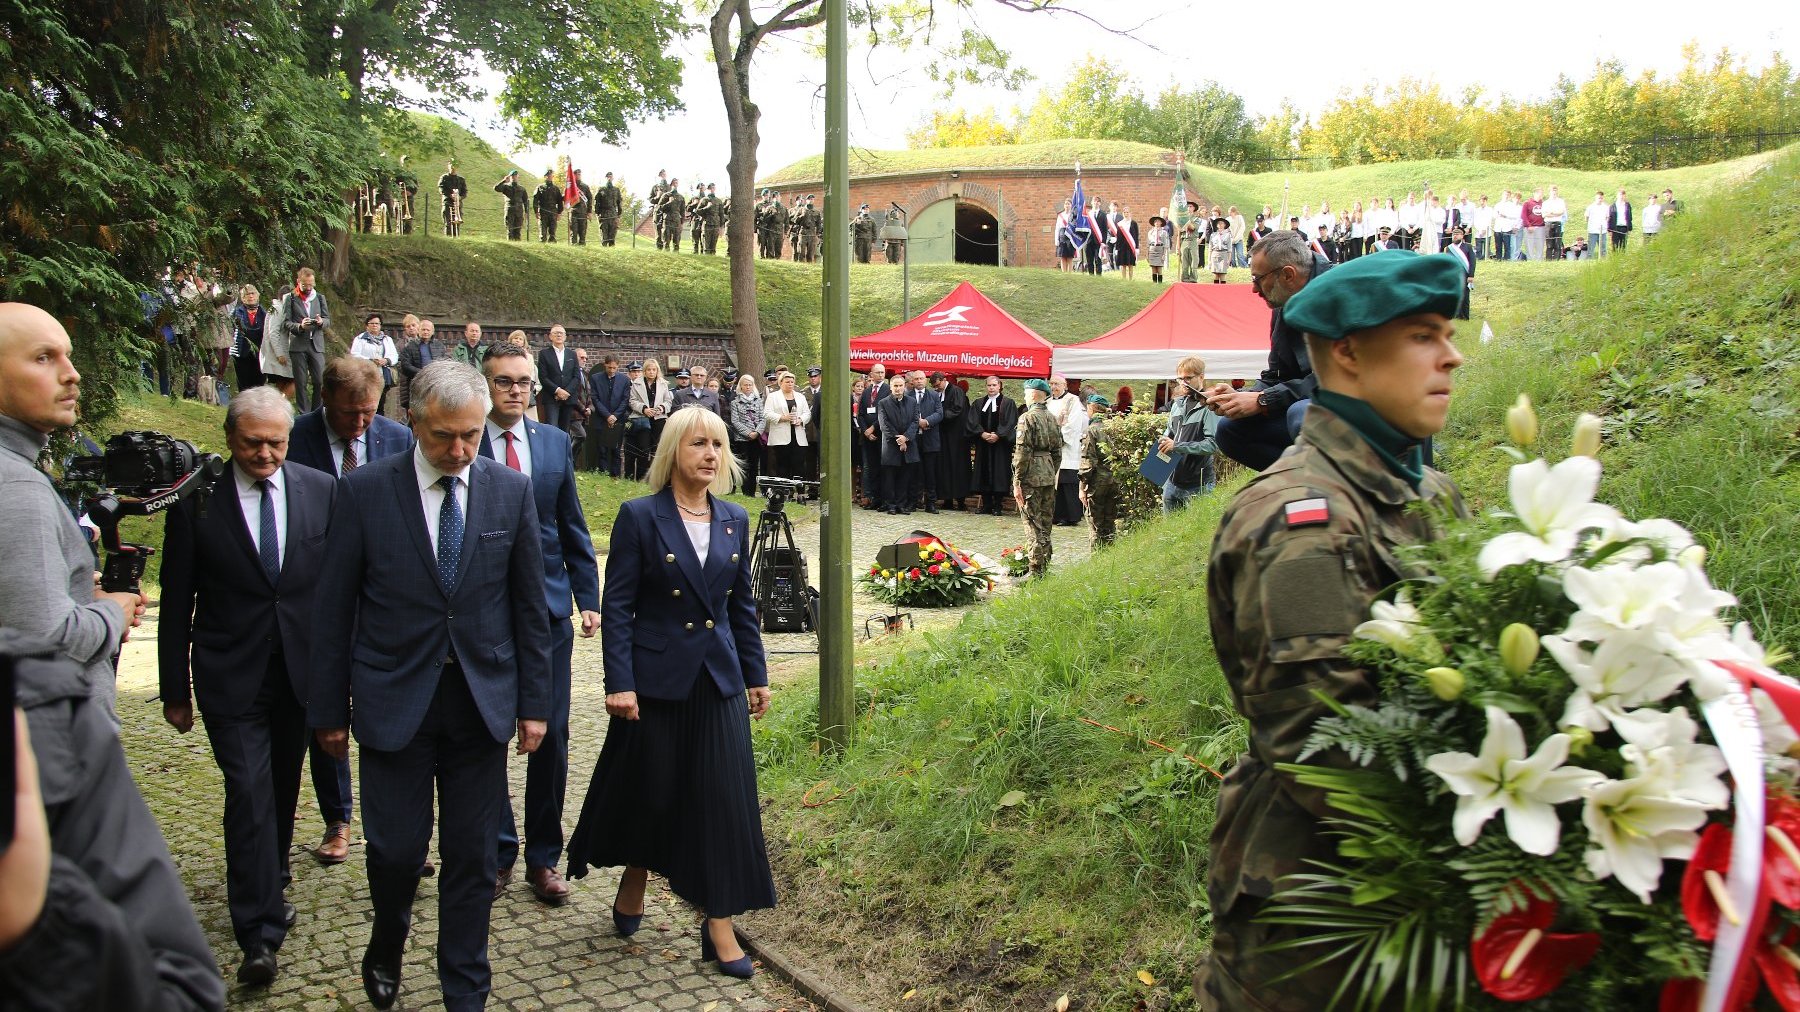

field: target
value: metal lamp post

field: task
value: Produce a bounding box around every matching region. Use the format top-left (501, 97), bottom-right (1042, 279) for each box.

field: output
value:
top-left (879, 211), bottom-right (909, 318)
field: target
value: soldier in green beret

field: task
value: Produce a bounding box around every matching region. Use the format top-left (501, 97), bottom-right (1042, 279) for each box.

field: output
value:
top-left (1012, 378), bottom-right (1062, 577)
top-left (1197, 250), bottom-right (1470, 1010)
top-left (1078, 393), bottom-right (1121, 549)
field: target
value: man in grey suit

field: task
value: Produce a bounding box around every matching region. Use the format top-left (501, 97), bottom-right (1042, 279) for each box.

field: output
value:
top-left (282, 267), bottom-right (329, 412)
top-left (310, 361), bottom-right (552, 1012)
top-left (283, 355), bottom-right (414, 865)
top-left (0, 303), bottom-right (144, 716)
top-left (158, 386), bottom-right (335, 987)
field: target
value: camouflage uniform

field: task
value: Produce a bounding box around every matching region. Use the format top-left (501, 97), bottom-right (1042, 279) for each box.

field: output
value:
top-left (1196, 403), bottom-right (1465, 1011)
top-left (1078, 414), bottom-right (1120, 549)
top-left (1012, 400), bottom-right (1062, 575)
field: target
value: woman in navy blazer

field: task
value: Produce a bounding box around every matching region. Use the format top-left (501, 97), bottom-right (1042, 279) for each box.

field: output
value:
top-left (565, 406), bottom-right (774, 978)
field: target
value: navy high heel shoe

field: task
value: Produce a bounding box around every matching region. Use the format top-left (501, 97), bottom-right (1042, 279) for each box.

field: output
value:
top-left (611, 905), bottom-right (642, 938)
top-left (699, 920), bottom-right (754, 979)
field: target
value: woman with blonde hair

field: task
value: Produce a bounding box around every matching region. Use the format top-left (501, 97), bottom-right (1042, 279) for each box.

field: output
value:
top-left (761, 370), bottom-right (811, 479)
top-left (566, 407), bottom-right (775, 979)
top-left (628, 358), bottom-right (673, 479)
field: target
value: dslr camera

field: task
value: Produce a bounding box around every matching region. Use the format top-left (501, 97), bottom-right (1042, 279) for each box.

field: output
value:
top-left (67, 431), bottom-right (225, 594)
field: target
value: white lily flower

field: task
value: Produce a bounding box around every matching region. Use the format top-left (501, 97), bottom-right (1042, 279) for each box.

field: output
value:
top-left (1582, 774), bottom-right (1711, 903)
top-left (1615, 707), bottom-right (1730, 811)
top-left (1426, 706), bottom-right (1601, 855)
top-left (1561, 562), bottom-right (1688, 638)
top-left (1477, 457), bottom-right (1622, 578)
top-left (1352, 591), bottom-right (1440, 659)
top-left (1548, 630), bottom-right (1692, 732)
top-left (1585, 517), bottom-right (1697, 567)
top-left (1754, 688), bottom-right (1800, 757)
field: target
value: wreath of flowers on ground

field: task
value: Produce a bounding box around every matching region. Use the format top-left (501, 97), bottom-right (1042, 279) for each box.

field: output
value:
top-left (1265, 396), bottom-right (1800, 1010)
top-left (858, 536), bottom-right (994, 607)
top-left (997, 545), bottom-right (1030, 578)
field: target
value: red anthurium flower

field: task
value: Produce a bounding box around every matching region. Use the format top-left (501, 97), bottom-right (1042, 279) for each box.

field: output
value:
top-left (1471, 896), bottom-right (1601, 1001)
top-left (1751, 926), bottom-right (1800, 1012)
top-left (1658, 978), bottom-right (1703, 1012)
top-left (1766, 794), bottom-right (1800, 909)
top-left (1685, 824), bottom-right (1739, 942)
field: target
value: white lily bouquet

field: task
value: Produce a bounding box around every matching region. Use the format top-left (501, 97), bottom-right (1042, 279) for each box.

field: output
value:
top-left (1264, 396), bottom-right (1800, 1011)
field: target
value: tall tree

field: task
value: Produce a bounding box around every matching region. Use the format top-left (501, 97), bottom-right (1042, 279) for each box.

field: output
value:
top-left (705, 0), bottom-right (1086, 382)
top-left (1017, 56), bottom-right (1150, 144)
top-left (906, 108), bottom-right (1020, 148)
top-left (1141, 82), bottom-right (1262, 170)
top-left (1, 0), bottom-right (367, 424)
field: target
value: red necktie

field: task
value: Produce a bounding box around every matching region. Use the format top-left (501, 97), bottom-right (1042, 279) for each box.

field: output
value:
top-left (502, 431), bottom-right (521, 471)
top-left (341, 439), bottom-right (358, 476)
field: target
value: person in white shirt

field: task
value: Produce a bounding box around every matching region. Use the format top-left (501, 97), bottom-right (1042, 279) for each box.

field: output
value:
top-left (349, 313), bottom-right (399, 416)
top-left (1584, 191), bottom-right (1610, 260)
top-left (762, 370), bottom-right (811, 479)
top-left (1396, 193), bottom-right (1422, 249)
top-left (1642, 193), bottom-right (1664, 241)
top-left (1227, 206), bottom-right (1247, 267)
top-left (1047, 375), bottom-right (1086, 526)
top-left (1541, 185), bottom-right (1568, 258)
top-left (1493, 190), bottom-right (1522, 261)
top-left (1470, 196), bottom-right (1495, 261)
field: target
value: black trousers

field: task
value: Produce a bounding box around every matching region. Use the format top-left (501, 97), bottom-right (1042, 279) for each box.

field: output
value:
top-left (916, 450), bottom-right (939, 503)
top-left (772, 440), bottom-right (804, 479)
top-left (860, 436), bottom-right (882, 500)
top-left (1054, 468), bottom-right (1083, 524)
top-left (732, 438), bottom-right (762, 495)
top-left (361, 664), bottom-right (506, 1012)
top-left (203, 655), bottom-right (305, 955)
top-left (500, 620), bottom-right (574, 871)
top-left (882, 462), bottom-right (917, 510)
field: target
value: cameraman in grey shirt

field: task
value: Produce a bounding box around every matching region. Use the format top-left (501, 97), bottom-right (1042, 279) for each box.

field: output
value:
top-left (0, 304), bottom-right (145, 717)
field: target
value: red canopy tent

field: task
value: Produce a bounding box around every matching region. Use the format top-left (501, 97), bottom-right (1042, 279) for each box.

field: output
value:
top-left (851, 281), bottom-right (1054, 379)
top-left (1050, 283), bottom-right (1273, 380)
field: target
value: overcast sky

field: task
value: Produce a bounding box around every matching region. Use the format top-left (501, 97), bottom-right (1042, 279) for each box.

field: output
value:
top-left (443, 0), bottom-right (1791, 190)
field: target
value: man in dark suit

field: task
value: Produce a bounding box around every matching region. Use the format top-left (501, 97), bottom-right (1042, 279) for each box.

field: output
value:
top-left (672, 364), bottom-right (722, 416)
top-left (1448, 226), bottom-right (1476, 321)
top-left (283, 355), bottom-right (413, 865)
top-left (908, 370), bottom-right (943, 513)
top-left (1607, 189), bottom-right (1633, 253)
top-left (876, 375), bottom-right (921, 514)
top-left (282, 267), bottom-right (329, 412)
top-left (589, 354), bottom-right (632, 476)
top-left (535, 324), bottom-right (581, 434)
top-left (932, 372), bottom-right (970, 509)
top-left (158, 386), bottom-right (334, 987)
top-left (477, 344), bottom-right (600, 906)
top-left (856, 364), bottom-right (887, 506)
top-left (310, 360), bottom-right (552, 1012)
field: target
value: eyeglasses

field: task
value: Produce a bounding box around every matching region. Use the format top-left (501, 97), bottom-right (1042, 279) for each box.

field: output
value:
top-left (1250, 267), bottom-right (1283, 288)
top-left (490, 376), bottom-right (532, 391)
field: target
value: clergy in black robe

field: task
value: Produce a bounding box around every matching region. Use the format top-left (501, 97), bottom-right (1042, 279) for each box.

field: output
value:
top-left (931, 373), bottom-right (971, 508)
top-left (965, 376), bottom-right (1017, 515)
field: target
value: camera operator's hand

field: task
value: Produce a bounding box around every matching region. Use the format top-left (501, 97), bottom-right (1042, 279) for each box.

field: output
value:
top-left (163, 702), bottom-right (194, 734)
top-left (0, 709), bottom-right (52, 952)
top-left (315, 727), bottom-right (349, 760)
top-left (101, 590), bottom-right (145, 641)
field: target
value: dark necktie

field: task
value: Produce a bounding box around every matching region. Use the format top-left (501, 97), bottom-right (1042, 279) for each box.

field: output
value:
top-left (257, 479), bottom-right (280, 583)
top-left (502, 431), bottom-right (522, 472)
top-left (341, 438), bottom-right (358, 476)
top-left (436, 475), bottom-right (463, 589)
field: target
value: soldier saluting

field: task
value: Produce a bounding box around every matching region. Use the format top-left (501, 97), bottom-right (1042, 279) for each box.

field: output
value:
top-left (596, 171), bottom-right (623, 246)
top-left (438, 161), bottom-right (468, 237)
top-left (532, 169), bottom-right (565, 243)
top-left (1196, 250), bottom-right (1468, 1009)
top-left (494, 169), bottom-right (530, 241)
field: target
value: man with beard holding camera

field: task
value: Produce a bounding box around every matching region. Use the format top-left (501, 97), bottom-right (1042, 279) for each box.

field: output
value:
top-left (0, 303), bottom-right (144, 717)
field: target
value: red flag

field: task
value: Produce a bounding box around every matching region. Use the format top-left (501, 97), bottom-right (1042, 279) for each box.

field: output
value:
top-left (563, 163), bottom-right (580, 207)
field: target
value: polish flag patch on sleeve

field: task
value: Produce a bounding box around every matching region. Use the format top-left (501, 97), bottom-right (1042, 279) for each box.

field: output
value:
top-left (1284, 497), bottom-right (1331, 528)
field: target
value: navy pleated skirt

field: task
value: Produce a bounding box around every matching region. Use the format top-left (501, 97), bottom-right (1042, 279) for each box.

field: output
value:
top-left (566, 679), bottom-right (777, 918)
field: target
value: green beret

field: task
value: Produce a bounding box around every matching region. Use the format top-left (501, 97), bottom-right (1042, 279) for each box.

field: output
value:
top-left (1086, 393), bottom-right (1112, 407)
top-left (1281, 250), bottom-right (1467, 341)
top-left (1023, 378), bottom-right (1052, 395)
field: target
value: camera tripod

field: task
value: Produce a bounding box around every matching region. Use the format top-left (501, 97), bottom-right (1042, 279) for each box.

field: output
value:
top-left (750, 481), bottom-right (816, 633)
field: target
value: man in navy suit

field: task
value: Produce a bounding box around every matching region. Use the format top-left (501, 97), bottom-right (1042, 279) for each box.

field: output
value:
top-left (478, 343), bottom-right (600, 905)
top-left (907, 369), bottom-right (944, 513)
top-left (310, 360), bottom-right (552, 1012)
top-left (284, 355), bottom-right (414, 865)
top-left (1607, 189), bottom-right (1634, 254)
top-left (588, 353), bottom-right (632, 476)
top-left (158, 386), bottom-right (335, 987)
top-left (534, 324), bottom-right (581, 433)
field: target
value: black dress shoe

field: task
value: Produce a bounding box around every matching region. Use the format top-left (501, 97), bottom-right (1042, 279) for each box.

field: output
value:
top-left (923, 503), bottom-right (939, 513)
top-left (362, 946), bottom-right (401, 1010)
top-left (237, 946), bottom-right (277, 987)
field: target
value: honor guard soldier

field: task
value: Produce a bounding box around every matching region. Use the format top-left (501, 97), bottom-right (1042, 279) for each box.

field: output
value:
top-left (799, 196), bottom-right (822, 263)
top-left (1196, 251), bottom-right (1469, 1010)
top-left (688, 184), bottom-right (707, 254)
top-left (567, 169), bottom-right (593, 246)
top-left (658, 180), bottom-right (685, 251)
top-left (1078, 394), bottom-right (1121, 549)
top-left (1011, 378), bottom-right (1062, 577)
top-left (788, 195), bottom-right (806, 260)
top-left (438, 161), bottom-right (468, 237)
top-left (883, 205), bottom-right (906, 263)
top-left (533, 170), bottom-right (565, 243)
top-left (494, 170), bottom-right (530, 241)
top-left (648, 171), bottom-right (671, 249)
top-left (852, 204), bottom-right (876, 264)
top-left (596, 171), bottom-right (623, 246)
top-left (700, 184), bottom-right (726, 255)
